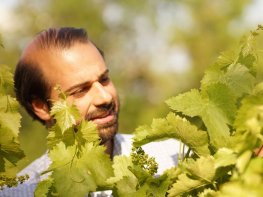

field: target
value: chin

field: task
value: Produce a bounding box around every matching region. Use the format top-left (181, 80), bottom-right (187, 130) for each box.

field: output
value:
top-left (98, 122), bottom-right (118, 143)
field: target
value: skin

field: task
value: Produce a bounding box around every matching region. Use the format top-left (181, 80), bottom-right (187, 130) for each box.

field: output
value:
top-left (22, 41), bottom-right (119, 155)
top-left (255, 145), bottom-right (263, 157)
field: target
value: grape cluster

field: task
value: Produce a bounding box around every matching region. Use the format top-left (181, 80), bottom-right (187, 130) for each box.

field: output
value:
top-left (131, 147), bottom-right (158, 176)
top-left (0, 174), bottom-right (29, 190)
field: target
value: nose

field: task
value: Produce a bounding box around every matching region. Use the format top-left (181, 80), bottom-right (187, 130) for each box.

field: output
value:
top-left (91, 82), bottom-right (113, 106)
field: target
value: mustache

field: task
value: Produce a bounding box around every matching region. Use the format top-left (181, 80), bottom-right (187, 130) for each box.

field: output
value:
top-left (85, 102), bottom-right (116, 120)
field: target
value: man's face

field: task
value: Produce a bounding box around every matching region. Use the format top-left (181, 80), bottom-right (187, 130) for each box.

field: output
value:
top-left (37, 42), bottom-right (119, 142)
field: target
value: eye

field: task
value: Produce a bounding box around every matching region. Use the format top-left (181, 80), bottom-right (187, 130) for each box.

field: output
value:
top-left (99, 76), bottom-right (110, 85)
top-left (70, 86), bottom-right (90, 97)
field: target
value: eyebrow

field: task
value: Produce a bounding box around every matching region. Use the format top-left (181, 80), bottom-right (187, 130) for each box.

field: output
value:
top-left (65, 69), bottom-right (109, 94)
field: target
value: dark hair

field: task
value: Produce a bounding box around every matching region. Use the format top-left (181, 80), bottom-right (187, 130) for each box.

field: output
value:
top-left (14, 27), bottom-right (103, 124)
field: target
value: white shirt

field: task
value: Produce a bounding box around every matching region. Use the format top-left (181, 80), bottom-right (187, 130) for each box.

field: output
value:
top-left (0, 134), bottom-right (181, 197)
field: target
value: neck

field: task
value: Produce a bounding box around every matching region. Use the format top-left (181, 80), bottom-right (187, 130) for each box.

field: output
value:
top-left (103, 138), bottom-right (114, 159)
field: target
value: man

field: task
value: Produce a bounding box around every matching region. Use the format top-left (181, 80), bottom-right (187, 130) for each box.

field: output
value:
top-left (1, 27), bottom-right (180, 196)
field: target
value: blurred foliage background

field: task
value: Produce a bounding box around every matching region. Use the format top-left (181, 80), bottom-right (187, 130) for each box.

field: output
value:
top-left (0, 0), bottom-right (263, 168)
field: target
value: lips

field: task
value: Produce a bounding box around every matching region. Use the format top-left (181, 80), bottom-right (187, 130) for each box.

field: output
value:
top-left (87, 110), bottom-right (117, 127)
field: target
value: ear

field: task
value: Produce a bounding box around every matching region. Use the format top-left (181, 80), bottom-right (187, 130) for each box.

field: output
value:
top-left (31, 98), bottom-right (51, 121)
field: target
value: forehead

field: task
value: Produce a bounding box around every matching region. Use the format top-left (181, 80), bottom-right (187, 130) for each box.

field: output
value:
top-left (29, 42), bottom-right (107, 91)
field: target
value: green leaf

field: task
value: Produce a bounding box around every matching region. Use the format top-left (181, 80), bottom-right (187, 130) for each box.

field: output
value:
top-left (234, 91), bottom-right (263, 133)
top-left (213, 148), bottom-right (237, 169)
top-left (146, 174), bottom-right (171, 197)
top-left (47, 121), bottom-right (100, 150)
top-left (236, 150), bottom-right (253, 174)
top-left (114, 167), bottom-right (170, 197)
top-left (107, 155), bottom-right (135, 184)
top-left (50, 100), bottom-right (80, 134)
top-left (168, 173), bottom-right (208, 197)
top-left (166, 89), bottom-right (203, 117)
top-left (75, 120), bottom-right (100, 145)
top-left (201, 63), bottom-right (255, 99)
top-left (47, 125), bottom-right (75, 149)
top-left (168, 157), bottom-right (217, 197)
top-left (215, 50), bottom-right (237, 68)
top-left (34, 177), bottom-right (54, 197)
top-left (79, 143), bottom-right (114, 187)
top-left (198, 188), bottom-right (217, 197)
top-left (166, 83), bottom-right (235, 149)
top-left (0, 65), bottom-right (14, 92)
top-left (0, 95), bottom-right (20, 112)
top-left (120, 174), bottom-right (171, 197)
top-left (133, 112), bottom-right (210, 156)
top-left (183, 157), bottom-right (216, 183)
top-left (48, 142), bottom-right (97, 197)
top-left (216, 181), bottom-right (263, 197)
top-left (114, 176), bottom-right (138, 197)
top-left (0, 128), bottom-right (24, 170)
top-left (0, 111), bottom-right (21, 137)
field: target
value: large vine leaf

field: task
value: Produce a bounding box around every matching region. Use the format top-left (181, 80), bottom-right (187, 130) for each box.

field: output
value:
top-left (133, 112), bottom-right (210, 156)
top-left (79, 143), bottom-right (114, 187)
top-left (48, 142), bottom-right (97, 197)
top-left (166, 83), bottom-right (236, 149)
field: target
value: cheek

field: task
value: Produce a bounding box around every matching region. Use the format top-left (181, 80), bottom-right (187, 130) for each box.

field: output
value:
top-left (108, 82), bottom-right (118, 97)
top-left (108, 85), bottom-right (119, 109)
top-left (71, 96), bottom-right (92, 118)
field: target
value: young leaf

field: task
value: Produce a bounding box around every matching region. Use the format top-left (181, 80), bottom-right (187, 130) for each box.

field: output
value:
top-left (234, 90), bottom-right (263, 133)
top-left (50, 100), bottom-right (80, 134)
top-left (75, 121), bottom-right (100, 145)
top-left (201, 63), bottom-right (255, 99)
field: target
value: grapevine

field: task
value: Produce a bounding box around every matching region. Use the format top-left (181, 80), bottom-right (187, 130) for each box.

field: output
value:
top-left (35, 25), bottom-right (263, 197)
top-left (0, 26), bottom-right (262, 196)
top-left (0, 65), bottom-right (28, 190)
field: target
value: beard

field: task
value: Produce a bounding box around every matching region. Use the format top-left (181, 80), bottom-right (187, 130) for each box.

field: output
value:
top-left (85, 100), bottom-right (119, 143)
